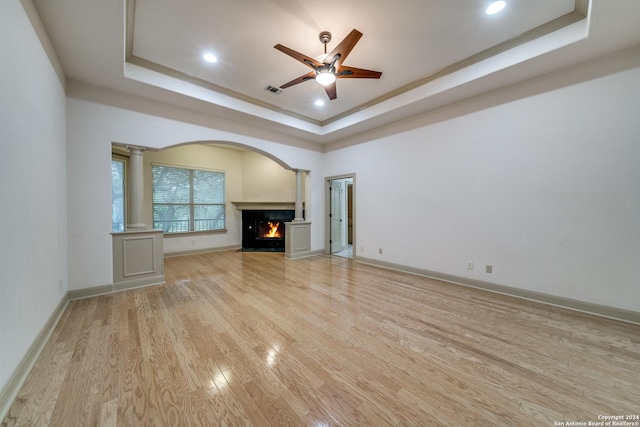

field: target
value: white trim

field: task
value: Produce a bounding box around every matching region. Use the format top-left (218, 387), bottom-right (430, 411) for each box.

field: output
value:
top-left (0, 296), bottom-right (68, 422)
top-left (163, 245), bottom-right (242, 258)
top-left (357, 256), bottom-right (640, 326)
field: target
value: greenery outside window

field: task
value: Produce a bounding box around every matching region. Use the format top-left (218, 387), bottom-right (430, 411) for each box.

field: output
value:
top-left (152, 165), bottom-right (225, 233)
top-left (111, 158), bottom-right (126, 232)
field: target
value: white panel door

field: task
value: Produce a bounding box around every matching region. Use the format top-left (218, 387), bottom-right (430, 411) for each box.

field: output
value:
top-left (330, 180), bottom-right (344, 253)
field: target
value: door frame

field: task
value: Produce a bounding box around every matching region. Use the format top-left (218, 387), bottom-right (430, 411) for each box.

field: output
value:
top-left (324, 173), bottom-right (356, 258)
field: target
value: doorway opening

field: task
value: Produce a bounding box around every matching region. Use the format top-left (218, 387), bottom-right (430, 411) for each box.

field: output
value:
top-left (325, 175), bottom-right (355, 259)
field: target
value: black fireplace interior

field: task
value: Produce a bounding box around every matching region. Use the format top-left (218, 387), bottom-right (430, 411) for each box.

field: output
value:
top-left (242, 210), bottom-right (295, 252)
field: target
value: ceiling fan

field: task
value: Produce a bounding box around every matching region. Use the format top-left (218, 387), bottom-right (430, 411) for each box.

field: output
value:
top-left (274, 29), bottom-right (382, 100)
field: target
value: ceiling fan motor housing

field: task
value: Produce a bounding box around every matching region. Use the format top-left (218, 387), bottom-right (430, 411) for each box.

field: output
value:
top-left (319, 31), bottom-right (332, 45)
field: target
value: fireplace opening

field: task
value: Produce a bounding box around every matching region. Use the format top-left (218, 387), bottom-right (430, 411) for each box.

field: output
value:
top-left (257, 221), bottom-right (283, 239)
top-left (242, 210), bottom-right (295, 252)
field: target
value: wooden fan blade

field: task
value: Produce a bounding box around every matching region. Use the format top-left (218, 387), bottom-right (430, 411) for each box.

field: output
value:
top-left (280, 71), bottom-right (316, 89)
top-left (337, 66), bottom-right (382, 79)
top-left (274, 44), bottom-right (323, 69)
top-left (324, 82), bottom-right (337, 100)
top-left (324, 29), bottom-right (362, 69)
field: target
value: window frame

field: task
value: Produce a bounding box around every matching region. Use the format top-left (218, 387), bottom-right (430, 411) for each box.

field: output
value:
top-left (151, 163), bottom-right (226, 234)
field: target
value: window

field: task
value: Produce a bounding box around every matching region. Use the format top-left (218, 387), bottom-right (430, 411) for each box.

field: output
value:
top-left (111, 158), bottom-right (126, 232)
top-left (152, 165), bottom-right (225, 233)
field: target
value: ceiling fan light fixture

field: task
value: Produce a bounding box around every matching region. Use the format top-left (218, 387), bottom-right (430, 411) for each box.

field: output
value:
top-left (315, 70), bottom-right (336, 86)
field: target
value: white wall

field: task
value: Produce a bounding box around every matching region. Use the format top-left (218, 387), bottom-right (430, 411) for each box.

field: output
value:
top-left (324, 53), bottom-right (640, 312)
top-left (66, 101), bottom-right (114, 291)
top-left (0, 0), bottom-right (67, 390)
top-left (66, 98), bottom-right (324, 290)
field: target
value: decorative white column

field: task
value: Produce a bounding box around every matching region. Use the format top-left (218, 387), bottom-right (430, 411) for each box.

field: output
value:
top-left (293, 169), bottom-right (304, 222)
top-left (126, 146), bottom-right (146, 229)
top-left (286, 168), bottom-right (312, 259)
top-left (112, 146), bottom-right (164, 292)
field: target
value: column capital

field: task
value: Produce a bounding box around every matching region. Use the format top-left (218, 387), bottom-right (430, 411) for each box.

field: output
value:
top-left (126, 145), bottom-right (146, 155)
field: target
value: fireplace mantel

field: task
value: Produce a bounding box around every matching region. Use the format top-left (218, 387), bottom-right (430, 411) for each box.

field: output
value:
top-left (231, 201), bottom-right (303, 211)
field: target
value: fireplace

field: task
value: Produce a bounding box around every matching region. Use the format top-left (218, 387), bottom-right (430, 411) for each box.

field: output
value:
top-left (242, 210), bottom-right (295, 251)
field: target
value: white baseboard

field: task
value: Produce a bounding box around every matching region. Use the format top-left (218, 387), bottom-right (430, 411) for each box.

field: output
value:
top-left (286, 249), bottom-right (324, 259)
top-left (0, 296), bottom-right (68, 423)
top-left (164, 245), bottom-right (242, 258)
top-left (114, 275), bottom-right (165, 292)
top-left (67, 278), bottom-right (165, 301)
top-left (67, 284), bottom-right (113, 300)
top-left (356, 256), bottom-right (640, 325)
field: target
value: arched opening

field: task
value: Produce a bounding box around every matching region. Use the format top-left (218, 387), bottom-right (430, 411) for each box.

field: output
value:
top-left (111, 140), bottom-right (305, 256)
top-left (163, 140), bottom-right (295, 170)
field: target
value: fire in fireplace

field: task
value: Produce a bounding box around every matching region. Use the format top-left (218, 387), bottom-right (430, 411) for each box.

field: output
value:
top-left (260, 221), bottom-right (282, 239)
top-left (242, 210), bottom-right (295, 251)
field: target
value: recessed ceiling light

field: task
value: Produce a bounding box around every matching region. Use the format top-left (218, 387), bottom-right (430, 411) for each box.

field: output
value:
top-left (203, 52), bottom-right (218, 63)
top-left (486, 1), bottom-right (506, 15)
top-left (315, 99), bottom-right (325, 107)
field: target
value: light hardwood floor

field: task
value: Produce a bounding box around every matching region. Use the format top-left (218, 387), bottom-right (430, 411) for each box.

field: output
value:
top-left (3, 251), bottom-right (640, 426)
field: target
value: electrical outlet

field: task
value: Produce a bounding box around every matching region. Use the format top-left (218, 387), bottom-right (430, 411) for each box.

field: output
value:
top-left (360, 246), bottom-right (364, 252)
top-left (467, 260), bottom-right (474, 270)
top-left (486, 265), bottom-right (493, 273)
top-left (191, 239), bottom-right (196, 246)
top-left (378, 248), bottom-right (383, 254)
